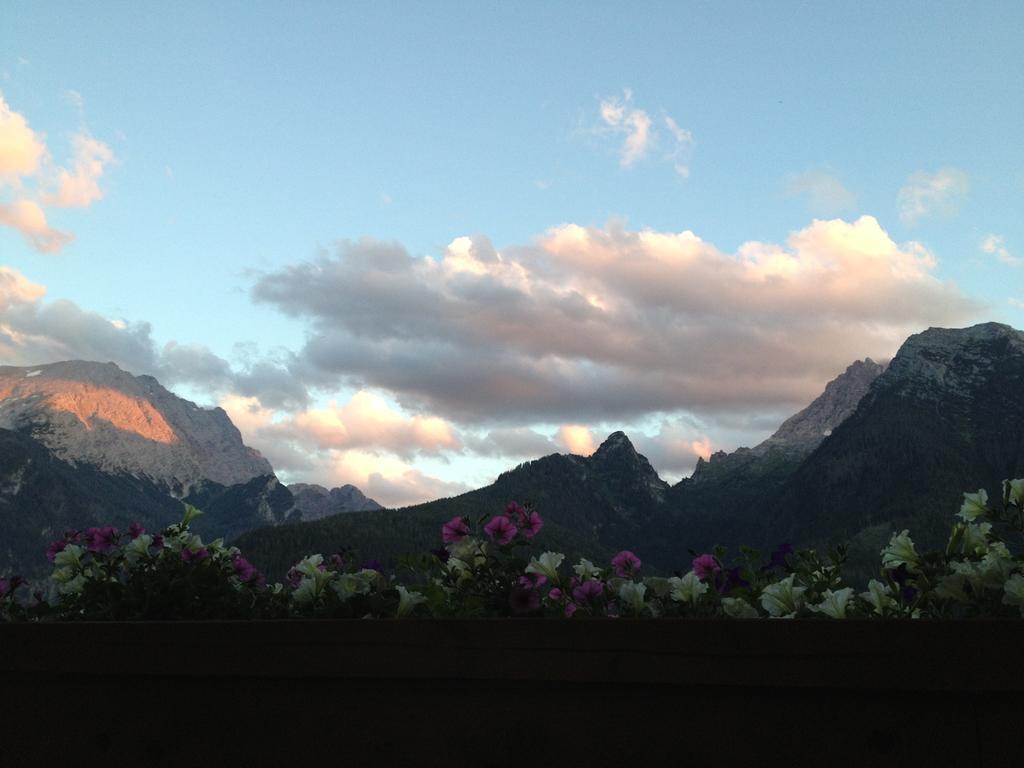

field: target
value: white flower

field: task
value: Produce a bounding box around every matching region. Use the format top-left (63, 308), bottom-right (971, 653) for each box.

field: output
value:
top-left (292, 578), bottom-right (320, 605)
top-left (859, 580), bottom-right (896, 616)
top-left (53, 544), bottom-right (83, 570)
top-left (958, 489), bottom-right (989, 521)
top-left (1002, 574), bottom-right (1024, 615)
top-left (667, 571), bottom-right (707, 606)
top-left (808, 587), bottom-right (855, 619)
top-left (396, 586), bottom-right (427, 617)
top-left (525, 552), bottom-right (564, 582)
top-left (759, 575), bottom-right (806, 618)
top-left (617, 581), bottom-right (648, 614)
top-left (332, 570), bottom-right (377, 600)
top-left (293, 554), bottom-right (325, 578)
top-left (448, 536), bottom-right (486, 564)
top-left (961, 522), bottom-right (992, 555)
top-left (57, 573), bottom-right (87, 596)
top-left (572, 558), bottom-right (602, 580)
top-left (881, 530), bottom-right (920, 572)
top-left (124, 534), bottom-right (153, 565)
top-left (1004, 479), bottom-right (1024, 507)
top-left (721, 597), bottom-right (759, 619)
top-left (181, 503), bottom-right (204, 527)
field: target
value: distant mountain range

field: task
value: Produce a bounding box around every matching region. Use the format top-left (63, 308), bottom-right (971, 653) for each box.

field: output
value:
top-left (236, 322), bottom-right (1024, 582)
top-left (0, 361), bottom-right (380, 576)
top-left (2, 322), bottom-right (1022, 583)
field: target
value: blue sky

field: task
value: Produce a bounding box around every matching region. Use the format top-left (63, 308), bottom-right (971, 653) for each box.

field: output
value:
top-left (1, 2), bottom-right (1022, 505)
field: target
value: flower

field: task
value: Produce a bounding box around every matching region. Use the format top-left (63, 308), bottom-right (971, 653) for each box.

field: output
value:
top-left (508, 586), bottom-right (541, 615)
top-left (611, 550), bottom-right (641, 578)
top-left (721, 597), bottom-right (760, 619)
top-left (181, 503), bottom-right (204, 527)
top-left (525, 552), bottom-right (565, 582)
top-left (668, 571), bottom-right (707, 605)
top-left (691, 554), bottom-right (722, 581)
top-left (232, 556), bottom-right (260, 584)
top-left (808, 588), bottom-right (855, 619)
top-left (572, 558), bottom-right (602, 580)
top-left (442, 516), bottom-right (471, 544)
top-left (1004, 478), bottom-right (1024, 507)
top-left (957, 489), bottom-right (989, 521)
top-left (483, 515), bottom-right (517, 545)
top-left (548, 587), bottom-right (563, 601)
top-left (180, 547), bottom-right (210, 564)
top-left (46, 539), bottom-right (67, 562)
top-left (572, 579), bottom-right (604, 604)
top-left (880, 530), bottom-right (920, 572)
top-left (53, 544), bottom-right (84, 570)
top-left (617, 581), bottom-right (648, 614)
top-left (759, 574), bottom-right (807, 618)
top-left (84, 526), bottom-right (119, 554)
top-left (396, 585), bottom-right (427, 617)
top-left (564, 602), bottom-right (578, 617)
top-left (1002, 574), bottom-right (1024, 616)
top-left (860, 579), bottom-right (896, 616)
top-left (764, 543), bottom-right (795, 572)
top-left (127, 522), bottom-right (145, 539)
top-left (519, 511), bottom-right (544, 539)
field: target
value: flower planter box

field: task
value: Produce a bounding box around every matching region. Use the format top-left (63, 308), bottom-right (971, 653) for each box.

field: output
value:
top-left (2, 619), bottom-right (1023, 767)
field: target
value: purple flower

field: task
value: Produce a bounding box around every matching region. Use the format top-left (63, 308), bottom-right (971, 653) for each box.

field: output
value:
top-left (572, 579), bottom-right (604, 603)
top-left (548, 587), bottom-right (563, 601)
top-left (484, 515), bottom-right (517, 545)
top-left (46, 539), bottom-right (67, 563)
top-left (232, 556), bottom-right (259, 583)
top-left (720, 567), bottom-right (749, 593)
top-left (430, 546), bottom-right (450, 564)
top-left (692, 554), bottom-right (722, 581)
top-left (84, 526), bottom-right (119, 555)
top-left (442, 516), bottom-right (471, 544)
top-left (361, 559), bottom-right (383, 573)
top-left (519, 511), bottom-right (543, 539)
top-left (127, 522), bottom-right (145, 539)
top-left (509, 586), bottom-right (541, 615)
top-left (286, 567), bottom-right (302, 589)
top-left (564, 602), bottom-right (577, 617)
top-left (180, 547), bottom-right (209, 564)
top-left (151, 535), bottom-right (164, 550)
top-left (764, 543), bottom-right (795, 572)
top-left (505, 502), bottom-right (528, 523)
top-left (611, 550), bottom-right (641, 578)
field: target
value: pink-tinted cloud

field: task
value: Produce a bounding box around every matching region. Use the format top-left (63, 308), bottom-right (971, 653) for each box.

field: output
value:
top-left (42, 134), bottom-right (113, 208)
top-left (556, 424), bottom-right (596, 456)
top-left (0, 199), bottom-right (74, 252)
top-left (0, 93), bottom-right (46, 181)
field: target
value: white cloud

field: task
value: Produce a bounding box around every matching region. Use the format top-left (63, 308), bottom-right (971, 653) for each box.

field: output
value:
top-left (897, 168), bottom-right (968, 224)
top-left (599, 89), bottom-right (653, 167)
top-left (556, 424), bottom-right (596, 456)
top-left (981, 234), bottom-right (1021, 266)
top-left (254, 216), bottom-right (982, 426)
top-left (0, 93), bottom-right (113, 252)
top-left (785, 170), bottom-right (856, 215)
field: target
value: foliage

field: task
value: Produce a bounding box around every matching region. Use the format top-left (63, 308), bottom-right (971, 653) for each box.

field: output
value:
top-left (3, 479), bottom-right (1024, 622)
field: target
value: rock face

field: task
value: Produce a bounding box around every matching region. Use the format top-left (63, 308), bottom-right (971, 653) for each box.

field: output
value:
top-left (0, 361), bottom-right (272, 495)
top-left (289, 483), bottom-right (383, 520)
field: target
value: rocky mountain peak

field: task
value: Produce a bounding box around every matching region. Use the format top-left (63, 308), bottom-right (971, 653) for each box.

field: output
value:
top-left (593, 430), bottom-right (636, 459)
top-left (0, 360), bottom-right (272, 494)
top-left (590, 431), bottom-right (669, 501)
top-left (753, 357), bottom-right (888, 455)
top-left (288, 482), bottom-right (382, 520)
top-left (879, 322), bottom-right (1024, 402)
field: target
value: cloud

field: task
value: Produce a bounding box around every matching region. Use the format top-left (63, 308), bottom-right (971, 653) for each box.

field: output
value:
top-left (0, 199), bottom-right (74, 252)
top-left (0, 265), bottom-right (46, 312)
top-left (0, 93), bottom-right (113, 252)
top-left (253, 216), bottom-right (982, 427)
top-left (981, 234), bottom-right (1021, 267)
top-left (0, 93), bottom-right (46, 181)
top-left (556, 424), bottom-right (596, 456)
top-left (897, 168), bottom-right (968, 224)
top-left (784, 170), bottom-right (856, 215)
top-left (597, 90), bottom-right (692, 174)
top-left (219, 394), bottom-right (469, 507)
top-left (41, 134), bottom-right (113, 208)
top-left (463, 427), bottom-right (558, 459)
top-left (1010, 298), bottom-right (1024, 309)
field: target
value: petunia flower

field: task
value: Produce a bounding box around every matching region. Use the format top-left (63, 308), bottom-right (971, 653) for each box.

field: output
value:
top-left (396, 585), bottom-right (428, 617)
top-left (180, 547), bottom-right (210, 564)
top-left (509, 586), bottom-right (541, 615)
top-left (881, 530), bottom-right (920, 572)
top-left (808, 587), bottom-right (855, 619)
top-left (668, 571), bottom-right (707, 605)
top-left (759, 574), bottom-right (807, 618)
top-left (572, 558), bottom-right (602, 580)
top-left (572, 579), bottom-right (604, 604)
top-left (525, 551), bottom-right (565, 582)
top-left (1004, 478), bottom-right (1024, 507)
top-left (1002, 574), bottom-right (1024, 616)
top-left (442, 516), bottom-right (471, 544)
top-left (519, 511), bottom-right (544, 539)
top-left (84, 526), bottom-right (119, 555)
top-left (721, 597), bottom-right (760, 618)
top-left (127, 522), bottom-right (145, 539)
top-left (958, 489), bottom-right (989, 521)
top-left (483, 515), bottom-right (516, 545)
top-left (691, 554), bottom-right (721, 581)
top-left (611, 550), bottom-right (641, 578)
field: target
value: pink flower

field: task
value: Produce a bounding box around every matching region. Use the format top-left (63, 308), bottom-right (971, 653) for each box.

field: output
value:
top-left (548, 587), bottom-right (563, 601)
top-left (483, 515), bottom-right (516, 545)
top-left (442, 516), bottom-right (471, 544)
top-left (564, 602), bottom-right (578, 617)
top-left (509, 586), bottom-right (541, 614)
top-left (127, 522), bottom-right (145, 539)
top-left (84, 527), bottom-right (119, 555)
top-left (692, 554), bottom-right (722, 580)
top-left (611, 550), bottom-right (641, 578)
top-left (572, 579), bottom-right (604, 603)
top-left (505, 502), bottom-right (528, 522)
top-left (180, 547), bottom-right (209, 564)
top-left (46, 539), bottom-right (67, 563)
top-left (519, 511), bottom-right (543, 539)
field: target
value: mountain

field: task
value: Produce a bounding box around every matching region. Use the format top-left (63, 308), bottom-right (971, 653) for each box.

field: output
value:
top-left (0, 361), bottom-right (271, 495)
top-left (238, 323), bottom-right (1024, 583)
top-left (0, 361), bottom-right (294, 576)
top-left (288, 483), bottom-right (383, 521)
top-left (764, 322), bottom-right (1024, 580)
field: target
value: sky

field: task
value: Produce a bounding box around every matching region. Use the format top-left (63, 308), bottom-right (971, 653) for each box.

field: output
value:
top-left (1, 2), bottom-right (1022, 507)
